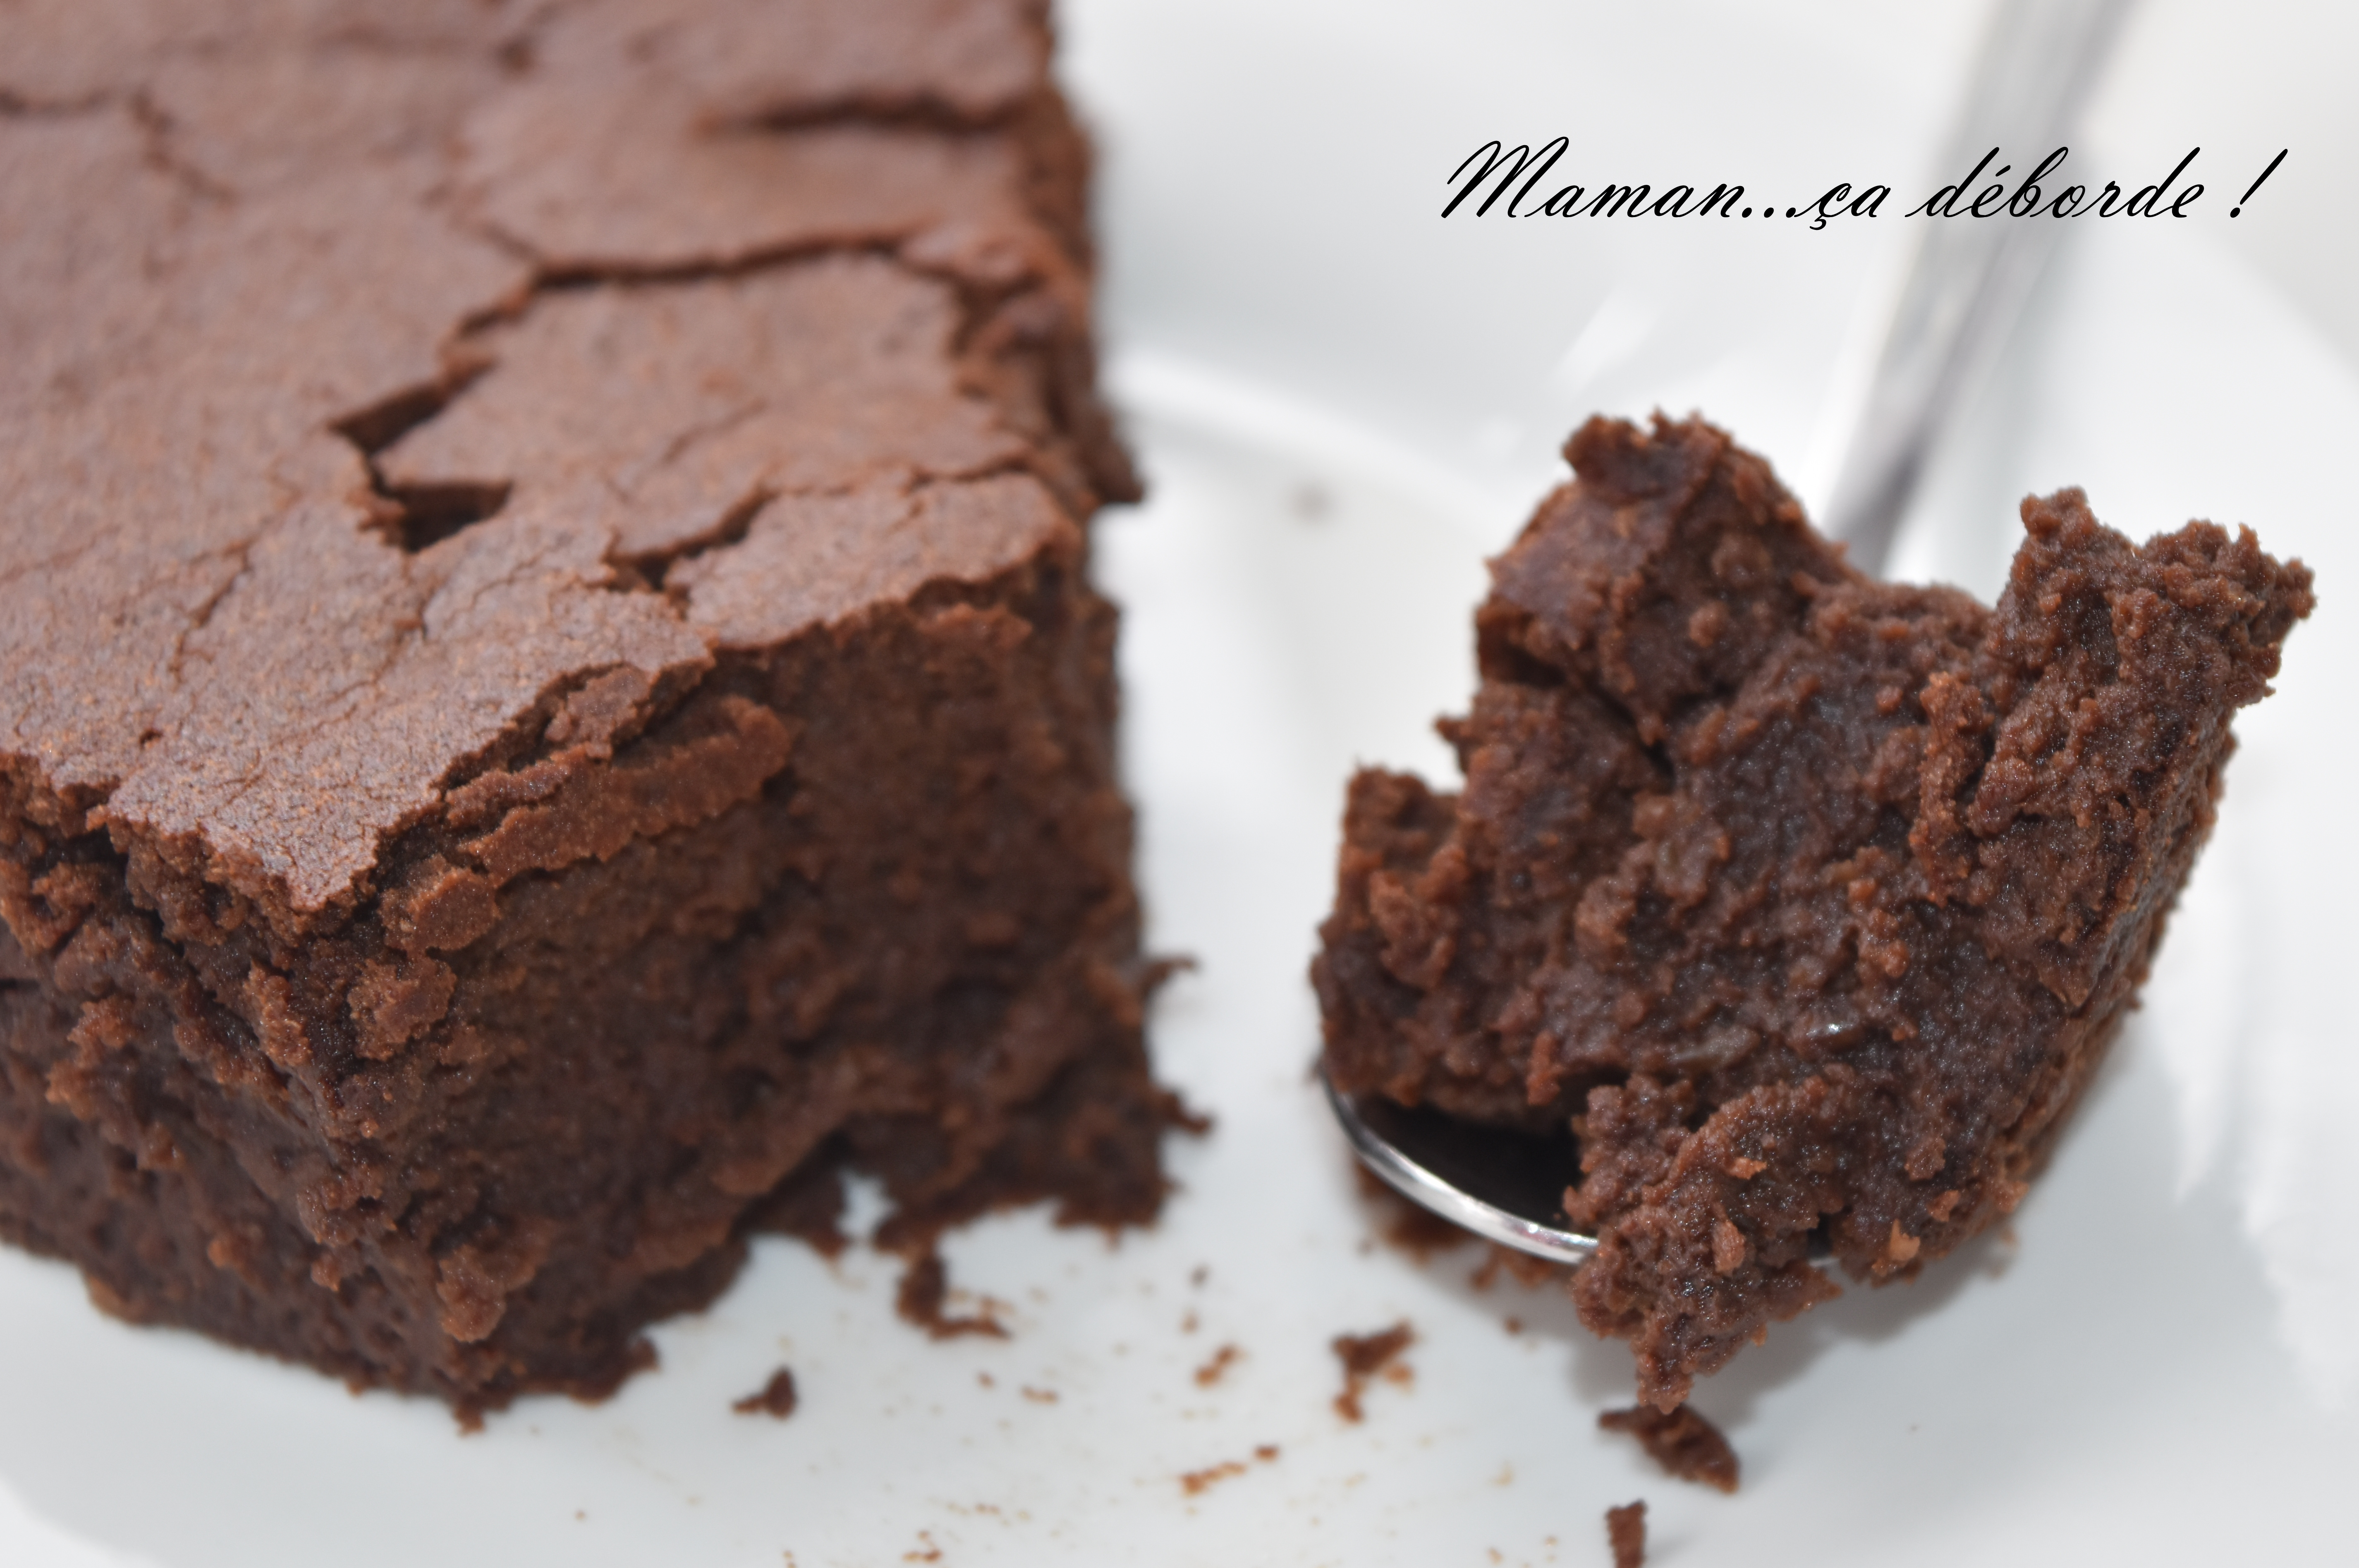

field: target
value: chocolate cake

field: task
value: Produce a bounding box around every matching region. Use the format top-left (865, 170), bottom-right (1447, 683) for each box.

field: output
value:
top-left (732, 1366), bottom-right (799, 1419)
top-left (1597, 1403), bottom-right (1738, 1492)
top-left (0, 0), bottom-right (1180, 1417)
top-left (1314, 414), bottom-right (2312, 1410)
top-left (1605, 1501), bottom-right (1648, 1568)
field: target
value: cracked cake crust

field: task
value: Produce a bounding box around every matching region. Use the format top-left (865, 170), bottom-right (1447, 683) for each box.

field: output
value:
top-left (1314, 414), bottom-right (2312, 1411)
top-left (0, 0), bottom-right (1173, 1415)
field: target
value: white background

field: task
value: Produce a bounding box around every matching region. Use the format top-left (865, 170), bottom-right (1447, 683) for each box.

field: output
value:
top-left (5, 3), bottom-right (2355, 1563)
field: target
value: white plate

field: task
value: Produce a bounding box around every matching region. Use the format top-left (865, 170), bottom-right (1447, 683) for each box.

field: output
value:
top-left (6, 3), bottom-right (2356, 1563)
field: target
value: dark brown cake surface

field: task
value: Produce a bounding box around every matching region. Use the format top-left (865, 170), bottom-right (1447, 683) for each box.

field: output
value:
top-left (0, 0), bottom-right (1171, 1416)
top-left (1314, 414), bottom-right (2312, 1410)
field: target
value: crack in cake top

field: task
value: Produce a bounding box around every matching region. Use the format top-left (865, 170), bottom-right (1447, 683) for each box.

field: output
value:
top-left (0, 0), bottom-right (1110, 920)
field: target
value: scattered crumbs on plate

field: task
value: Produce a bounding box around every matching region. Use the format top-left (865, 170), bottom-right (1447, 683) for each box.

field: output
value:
top-left (1331, 1322), bottom-right (1415, 1422)
top-left (1606, 1500), bottom-right (1648, 1568)
top-left (1021, 1386), bottom-right (1060, 1404)
top-left (731, 1367), bottom-right (799, 1420)
top-left (1193, 1343), bottom-right (1242, 1387)
top-left (1180, 1445), bottom-right (1282, 1496)
top-left (1180, 1460), bottom-right (1248, 1496)
top-left (895, 1252), bottom-right (1009, 1341)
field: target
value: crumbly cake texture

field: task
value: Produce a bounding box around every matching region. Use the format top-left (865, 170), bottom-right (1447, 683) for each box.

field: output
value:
top-left (1605, 1501), bottom-right (1647, 1568)
top-left (1598, 1403), bottom-right (1738, 1492)
top-left (0, 0), bottom-right (1180, 1417)
top-left (1314, 414), bottom-right (2313, 1410)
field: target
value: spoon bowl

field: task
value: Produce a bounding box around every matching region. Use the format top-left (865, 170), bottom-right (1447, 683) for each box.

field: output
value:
top-left (1323, 1071), bottom-right (1596, 1265)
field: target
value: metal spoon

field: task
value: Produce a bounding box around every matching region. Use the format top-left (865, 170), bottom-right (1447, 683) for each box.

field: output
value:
top-left (1821, 0), bottom-right (2132, 572)
top-left (1326, 0), bottom-right (2132, 1255)
top-left (1325, 1069), bottom-right (1595, 1264)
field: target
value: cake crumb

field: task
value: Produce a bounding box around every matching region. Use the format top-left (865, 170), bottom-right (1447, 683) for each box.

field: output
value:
top-left (903, 1531), bottom-right (943, 1563)
top-left (1190, 1264), bottom-right (1210, 1287)
top-left (1605, 1501), bottom-right (1647, 1568)
top-left (1180, 1445), bottom-right (1281, 1496)
top-left (1599, 1403), bottom-right (1739, 1492)
top-left (1021, 1385), bottom-right (1059, 1404)
top-left (1180, 1460), bottom-right (1247, 1496)
top-left (895, 1252), bottom-right (1009, 1341)
top-left (1331, 1322), bottom-right (1415, 1422)
top-left (731, 1367), bottom-right (798, 1420)
top-left (1194, 1343), bottom-right (1242, 1387)
top-left (1181, 1310), bottom-right (1199, 1334)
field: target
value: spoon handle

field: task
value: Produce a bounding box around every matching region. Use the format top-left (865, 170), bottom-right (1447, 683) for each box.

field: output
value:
top-left (1823, 0), bottom-right (2133, 575)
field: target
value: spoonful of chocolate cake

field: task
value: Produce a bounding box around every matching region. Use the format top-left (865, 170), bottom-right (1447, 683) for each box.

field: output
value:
top-left (1313, 412), bottom-right (2312, 1410)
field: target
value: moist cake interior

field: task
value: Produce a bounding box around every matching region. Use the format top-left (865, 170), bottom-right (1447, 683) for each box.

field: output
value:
top-left (1316, 414), bottom-right (2313, 1408)
top-left (0, 0), bottom-right (1180, 1416)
